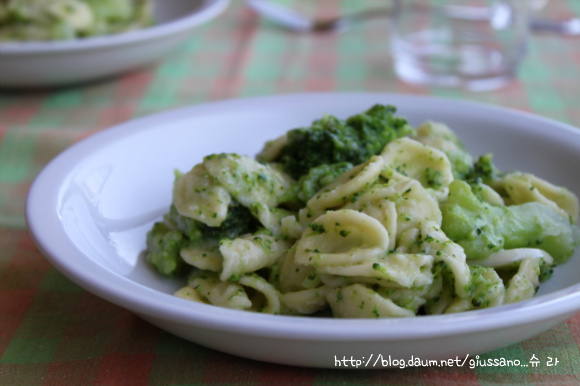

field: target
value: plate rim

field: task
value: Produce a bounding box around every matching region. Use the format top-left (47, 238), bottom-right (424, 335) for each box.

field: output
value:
top-left (26, 91), bottom-right (580, 342)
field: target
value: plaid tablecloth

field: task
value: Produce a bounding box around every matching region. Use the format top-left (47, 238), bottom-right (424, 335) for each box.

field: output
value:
top-left (1, 1), bottom-right (580, 385)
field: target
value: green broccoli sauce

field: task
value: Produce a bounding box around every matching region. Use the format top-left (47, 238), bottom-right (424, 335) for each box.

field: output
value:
top-left (198, 201), bottom-right (260, 241)
top-left (145, 201), bottom-right (260, 276)
top-left (464, 153), bottom-right (501, 185)
top-left (469, 266), bottom-right (501, 309)
top-left (538, 261), bottom-right (554, 282)
top-left (424, 167), bottom-right (443, 188)
top-left (282, 162), bottom-right (354, 205)
top-left (445, 150), bottom-right (474, 180)
top-left (274, 104), bottom-right (414, 179)
top-left (145, 222), bottom-right (188, 277)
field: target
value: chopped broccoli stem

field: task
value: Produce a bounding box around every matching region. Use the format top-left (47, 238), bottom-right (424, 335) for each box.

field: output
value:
top-left (441, 180), bottom-right (580, 262)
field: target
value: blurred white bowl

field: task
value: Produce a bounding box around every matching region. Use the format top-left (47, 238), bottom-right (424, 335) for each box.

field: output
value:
top-left (0, 0), bottom-right (229, 88)
top-left (26, 93), bottom-right (580, 368)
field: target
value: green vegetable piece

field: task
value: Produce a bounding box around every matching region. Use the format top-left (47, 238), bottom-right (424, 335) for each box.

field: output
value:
top-left (201, 200), bottom-right (261, 241)
top-left (166, 201), bottom-right (260, 243)
top-left (145, 222), bottom-right (188, 277)
top-left (164, 205), bottom-right (203, 243)
top-left (464, 153), bottom-right (501, 185)
top-left (538, 260), bottom-right (554, 282)
top-left (274, 104), bottom-right (414, 179)
top-left (149, 198), bottom-right (261, 278)
top-left (446, 151), bottom-right (474, 180)
top-left (283, 162), bottom-right (353, 204)
top-left (441, 180), bottom-right (580, 263)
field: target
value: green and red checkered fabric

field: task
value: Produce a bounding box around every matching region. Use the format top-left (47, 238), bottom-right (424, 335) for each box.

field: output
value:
top-left (1, 1), bottom-right (580, 385)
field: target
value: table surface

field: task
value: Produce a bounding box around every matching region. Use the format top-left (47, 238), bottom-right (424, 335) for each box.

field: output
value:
top-left (1, 1), bottom-right (580, 385)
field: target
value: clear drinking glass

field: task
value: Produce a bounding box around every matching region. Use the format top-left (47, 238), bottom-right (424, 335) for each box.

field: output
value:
top-left (389, 0), bottom-right (529, 91)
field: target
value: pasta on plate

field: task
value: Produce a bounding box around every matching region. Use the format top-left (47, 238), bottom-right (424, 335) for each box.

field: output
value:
top-left (0, 0), bottom-right (152, 42)
top-left (144, 104), bottom-right (580, 318)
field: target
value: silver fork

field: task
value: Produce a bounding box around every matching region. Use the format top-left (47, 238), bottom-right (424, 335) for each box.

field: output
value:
top-left (246, 0), bottom-right (580, 35)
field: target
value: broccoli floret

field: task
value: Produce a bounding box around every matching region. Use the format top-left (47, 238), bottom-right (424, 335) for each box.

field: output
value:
top-left (164, 205), bottom-right (203, 242)
top-left (446, 151), bottom-right (474, 180)
top-left (538, 261), bottom-right (554, 282)
top-left (145, 222), bottom-right (189, 276)
top-left (165, 201), bottom-right (260, 243)
top-left (441, 180), bottom-right (580, 263)
top-left (282, 162), bottom-right (354, 205)
top-left (148, 201), bottom-right (260, 277)
top-left (464, 153), bottom-right (501, 185)
top-left (274, 104), bottom-right (414, 179)
top-left (201, 201), bottom-right (261, 240)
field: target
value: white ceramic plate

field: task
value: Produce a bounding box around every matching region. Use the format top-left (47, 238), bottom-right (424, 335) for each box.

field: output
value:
top-left (26, 93), bottom-right (580, 368)
top-left (0, 0), bottom-right (229, 88)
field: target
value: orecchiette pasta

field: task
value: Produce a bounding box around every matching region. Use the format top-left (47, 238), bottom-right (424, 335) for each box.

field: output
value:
top-left (180, 243), bottom-right (222, 272)
top-left (281, 286), bottom-right (331, 315)
top-left (380, 137), bottom-right (454, 202)
top-left (342, 187), bottom-right (398, 250)
top-left (502, 172), bottom-right (579, 224)
top-left (146, 107), bottom-right (579, 319)
top-left (173, 164), bottom-right (231, 227)
top-left (414, 121), bottom-right (467, 153)
top-left (188, 273), bottom-right (252, 310)
top-left (504, 258), bottom-right (543, 304)
top-left (273, 247), bottom-right (317, 293)
top-left (314, 253), bottom-right (433, 289)
top-left (219, 233), bottom-right (290, 281)
top-left (304, 156), bottom-right (384, 218)
top-left (375, 285), bottom-right (433, 314)
top-left (238, 274), bottom-right (282, 314)
top-left (361, 179), bottom-right (442, 244)
top-left (475, 248), bottom-right (553, 269)
top-left (327, 284), bottom-right (416, 318)
top-left (410, 221), bottom-right (472, 299)
top-left (256, 134), bottom-right (288, 163)
top-left (203, 153), bottom-right (291, 208)
top-left (294, 209), bottom-right (390, 267)
top-left (249, 202), bottom-right (293, 236)
top-left (473, 182), bottom-right (505, 206)
top-left (445, 267), bottom-right (505, 313)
